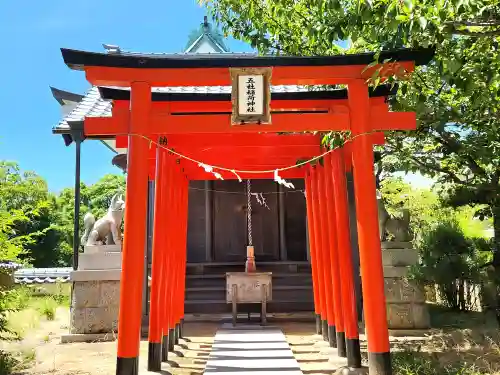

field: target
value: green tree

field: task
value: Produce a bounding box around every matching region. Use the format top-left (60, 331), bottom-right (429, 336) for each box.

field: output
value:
top-left (0, 162), bottom-right (70, 267)
top-left (54, 174), bottom-right (126, 253)
top-left (201, 0), bottom-right (500, 317)
top-left (381, 177), bottom-right (492, 310)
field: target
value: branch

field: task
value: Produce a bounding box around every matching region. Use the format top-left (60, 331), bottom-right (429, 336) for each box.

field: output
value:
top-left (413, 72), bottom-right (490, 179)
top-left (447, 21), bottom-right (500, 27)
top-left (409, 155), bottom-right (467, 185)
top-left (451, 28), bottom-right (500, 36)
top-left (433, 130), bottom-right (488, 178)
top-left (252, 2), bottom-right (318, 56)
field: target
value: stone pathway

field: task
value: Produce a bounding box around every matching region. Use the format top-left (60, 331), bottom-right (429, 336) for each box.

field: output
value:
top-left (203, 323), bottom-right (303, 375)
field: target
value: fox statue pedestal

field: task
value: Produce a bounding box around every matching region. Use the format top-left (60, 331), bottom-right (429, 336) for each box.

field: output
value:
top-left (62, 244), bottom-right (122, 343)
top-left (382, 241), bottom-right (430, 332)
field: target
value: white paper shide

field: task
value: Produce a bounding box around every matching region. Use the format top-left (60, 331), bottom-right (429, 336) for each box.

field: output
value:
top-left (238, 75), bottom-right (264, 115)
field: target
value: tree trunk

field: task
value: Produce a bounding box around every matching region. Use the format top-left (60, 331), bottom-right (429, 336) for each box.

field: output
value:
top-left (490, 204), bottom-right (500, 323)
top-left (458, 279), bottom-right (465, 311)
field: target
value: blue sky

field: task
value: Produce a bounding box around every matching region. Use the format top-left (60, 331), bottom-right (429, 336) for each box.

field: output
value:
top-left (0, 1), bottom-right (251, 192)
top-left (0, 0), bottom-right (432, 192)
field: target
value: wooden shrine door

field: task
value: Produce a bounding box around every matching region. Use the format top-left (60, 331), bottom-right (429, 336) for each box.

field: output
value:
top-left (213, 180), bottom-right (280, 262)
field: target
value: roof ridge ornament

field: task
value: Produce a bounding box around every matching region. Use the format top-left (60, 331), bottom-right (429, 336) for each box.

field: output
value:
top-left (102, 44), bottom-right (121, 54)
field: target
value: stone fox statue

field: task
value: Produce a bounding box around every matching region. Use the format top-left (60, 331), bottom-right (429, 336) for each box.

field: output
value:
top-left (376, 190), bottom-right (412, 242)
top-left (81, 194), bottom-right (125, 246)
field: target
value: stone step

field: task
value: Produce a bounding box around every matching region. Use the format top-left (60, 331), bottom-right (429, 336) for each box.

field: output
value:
top-left (185, 285), bottom-right (312, 301)
top-left (203, 326), bottom-right (304, 374)
top-left (184, 300), bottom-right (314, 314)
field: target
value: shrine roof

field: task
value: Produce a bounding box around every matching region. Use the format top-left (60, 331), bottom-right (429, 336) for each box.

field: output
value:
top-left (52, 84), bottom-right (397, 133)
top-left (53, 84), bottom-right (313, 131)
top-left (14, 267), bottom-right (72, 284)
top-left (50, 86), bottom-right (84, 105)
top-left (61, 47), bottom-right (434, 71)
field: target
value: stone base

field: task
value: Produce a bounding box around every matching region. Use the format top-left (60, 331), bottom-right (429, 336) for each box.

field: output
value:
top-left (382, 248), bottom-right (418, 267)
top-left (70, 270), bottom-right (120, 334)
top-left (83, 244), bottom-right (121, 254)
top-left (335, 367), bottom-right (368, 375)
top-left (381, 241), bottom-right (412, 250)
top-left (78, 252), bottom-right (122, 270)
top-left (384, 277), bottom-right (425, 303)
top-left (384, 266), bottom-right (430, 330)
top-left (386, 302), bottom-right (430, 329)
top-left (388, 329), bottom-right (430, 337)
top-left (61, 332), bottom-right (117, 343)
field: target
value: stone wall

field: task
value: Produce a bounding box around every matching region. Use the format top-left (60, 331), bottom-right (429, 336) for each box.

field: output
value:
top-left (382, 242), bottom-right (430, 330)
top-left (384, 275), bottom-right (429, 329)
top-left (69, 244), bottom-right (122, 336)
top-left (71, 279), bottom-right (120, 334)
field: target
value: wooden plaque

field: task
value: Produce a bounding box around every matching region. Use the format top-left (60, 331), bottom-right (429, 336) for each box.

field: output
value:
top-left (230, 67), bottom-right (272, 125)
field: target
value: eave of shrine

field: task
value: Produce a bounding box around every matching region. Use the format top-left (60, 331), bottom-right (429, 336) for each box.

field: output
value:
top-left (62, 47), bottom-right (434, 71)
top-left (60, 47), bottom-right (434, 87)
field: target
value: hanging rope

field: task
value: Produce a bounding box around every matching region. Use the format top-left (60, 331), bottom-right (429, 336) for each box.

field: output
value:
top-left (124, 130), bottom-right (362, 175)
top-left (247, 179), bottom-right (253, 247)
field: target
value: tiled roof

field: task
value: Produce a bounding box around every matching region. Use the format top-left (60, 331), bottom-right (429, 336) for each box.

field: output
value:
top-left (54, 84), bottom-right (311, 132)
top-left (0, 261), bottom-right (22, 271)
top-left (14, 267), bottom-right (72, 284)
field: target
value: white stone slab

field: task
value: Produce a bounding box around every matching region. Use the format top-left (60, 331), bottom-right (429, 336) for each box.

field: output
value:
top-left (84, 244), bottom-right (121, 254)
top-left (383, 266), bottom-right (409, 278)
top-left (70, 269), bottom-right (121, 282)
top-left (382, 248), bottom-right (418, 267)
top-left (204, 326), bottom-right (303, 375)
top-left (78, 252), bottom-right (122, 270)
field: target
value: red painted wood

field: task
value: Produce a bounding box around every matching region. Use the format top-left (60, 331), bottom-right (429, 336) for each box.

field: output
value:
top-left (84, 62), bottom-right (415, 87)
top-left (116, 82), bottom-right (150, 358)
top-left (348, 80), bottom-right (390, 353)
top-left (304, 172), bottom-right (321, 317)
top-left (148, 146), bottom-right (166, 343)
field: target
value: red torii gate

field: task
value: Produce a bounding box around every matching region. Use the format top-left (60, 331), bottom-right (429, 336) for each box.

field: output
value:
top-left (59, 47), bottom-right (433, 375)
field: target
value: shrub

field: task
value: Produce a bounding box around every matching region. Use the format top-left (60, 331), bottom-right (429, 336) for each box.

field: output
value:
top-left (393, 351), bottom-right (484, 375)
top-left (0, 351), bottom-right (18, 375)
top-left (411, 219), bottom-right (483, 311)
top-left (9, 286), bottom-right (31, 310)
top-left (0, 288), bottom-right (18, 340)
top-left (38, 298), bottom-right (56, 321)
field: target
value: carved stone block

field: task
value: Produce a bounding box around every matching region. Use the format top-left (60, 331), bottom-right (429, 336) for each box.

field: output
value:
top-left (70, 279), bottom-right (121, 334)
top-left (98, 281), bottom-right (120, 307)
top-left (386, 303), bottom-right (413, 329)
top-left (384, 278), bottom-right (425, 303)
top-left (72, 281), bottom-right (100, 308)
top-left (85, 307), bottom-right (108, 333)
top-left (70, 307), bottom-right (86, 334)
top-left (382, 248), bottom-right (419, 267)
top-left (412, 303), bottom-right (431, 329)
top-left (103, 306), bottom-right (119, 332)
top-left (383, 266), bottom-right (409, 278)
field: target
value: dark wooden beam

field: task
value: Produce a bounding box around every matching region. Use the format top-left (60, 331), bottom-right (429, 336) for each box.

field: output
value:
top-left (204, 180), bottom-right (213, 262)
top-left (278, 185), bottom-right (288, 261)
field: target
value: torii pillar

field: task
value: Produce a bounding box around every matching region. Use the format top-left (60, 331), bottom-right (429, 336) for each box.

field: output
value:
top-left (348, 80), bottom-right (391, 375)
top-left (116, 82), bottom-right (151, 375)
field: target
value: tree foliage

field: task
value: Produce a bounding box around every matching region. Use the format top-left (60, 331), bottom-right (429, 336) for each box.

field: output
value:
top-left (201, 0), bottom-right (500, 315)
top-left (0, 161), bottom-right (125, 268)
top-left (381, 177), bottom-right (492, 310)
top-left (201, 0), bottom-right (499, 217)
